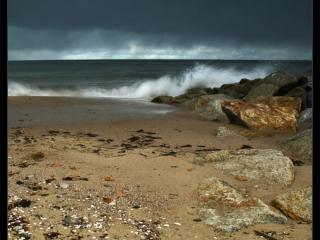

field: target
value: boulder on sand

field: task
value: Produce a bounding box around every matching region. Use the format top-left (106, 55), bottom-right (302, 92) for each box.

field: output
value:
top-left (198, 177), bottom-right (287, 232)
top-left (204, 149), bottom-right (295, 185)
top-left (272, 187), bottom-right (312, 223)
top-left (193, 94), bottom-right (233, 121)
top-left (280, 129), bottom-right (312, 162)
top-left (221, 96), bottom-right (301, 132)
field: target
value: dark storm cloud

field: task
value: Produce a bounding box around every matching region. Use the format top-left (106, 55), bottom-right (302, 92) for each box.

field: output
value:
top-left (8, 0), bottom-right (312, 59)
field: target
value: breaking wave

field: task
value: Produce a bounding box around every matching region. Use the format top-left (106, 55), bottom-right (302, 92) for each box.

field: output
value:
top-left (8, 64), bottom-right (274, 99)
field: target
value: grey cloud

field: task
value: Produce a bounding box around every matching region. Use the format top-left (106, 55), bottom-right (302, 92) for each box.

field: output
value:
top-left (8, 0), bottom-right (312, 60)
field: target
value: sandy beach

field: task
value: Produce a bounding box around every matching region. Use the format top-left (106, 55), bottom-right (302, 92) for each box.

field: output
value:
top-left (8, 96), bottom-right (312, 240)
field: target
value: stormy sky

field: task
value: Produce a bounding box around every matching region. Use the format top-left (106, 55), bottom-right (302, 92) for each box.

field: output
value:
top-left (8, 0), bottom-right (312, 60)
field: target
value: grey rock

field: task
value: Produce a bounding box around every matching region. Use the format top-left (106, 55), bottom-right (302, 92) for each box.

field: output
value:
top-left (204, 149), bottom-right (294, 185)
top-left (298, 108), bottom-right (312, 129)
top-left (194, 94), bottom-right (233, 121)
top-left (245, 71), bottom-right (308, 99)
top-left (151, 95), bottom-right (174, 104)
top-left (198, 177), bottom-right (287, 232)
top-left (173, 90), bottom-right (207, 104)
top-left (217, 79), bottom-right (261, 99)
top-left (286, 87), bottom-right (307, 110)
top-left (62, 216), bottom-right (81, 226)
top-left (272, 187), bottom-right (312, 223)
top-left (280, 129), bottom-right (312, 162)
top-left (245, 83), bottom-right (280, 100)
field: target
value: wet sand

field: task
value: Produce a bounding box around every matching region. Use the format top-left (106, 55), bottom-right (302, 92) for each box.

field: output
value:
top-left (8, 97), bottom-right (312, 240)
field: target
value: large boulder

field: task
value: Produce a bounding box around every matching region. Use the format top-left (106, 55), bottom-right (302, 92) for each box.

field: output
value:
top-left (280, 129), bottom-right (312, 162)
top-left (198, 177), bottom-right (287, 232)
top-left (272, 187), bottom-right (312, 223)
top-left (151, 95), bottom-right (174, 104)
top-left (221, 96), bottom-right (301, 132)
top-left (204, 149), bottom-right (295, 185)
top-left (216, 79), bottom-right (261, 99)
top-left (245, 71), bottom-right (308, 99)
top-left (194, 94), bottom-right (233, 121)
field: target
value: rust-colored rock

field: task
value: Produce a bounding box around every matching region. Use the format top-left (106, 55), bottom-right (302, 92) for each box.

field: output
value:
top-left (221, 96), bottom-right (301, 132)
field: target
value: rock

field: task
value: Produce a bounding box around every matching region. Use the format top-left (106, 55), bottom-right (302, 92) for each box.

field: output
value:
top-left (198, 177), bottom-right (287, 232)
top-left (215, 126), bottom-right (239, 137)
top-left (272, 187), bottom-right (312, 223)
top-left (245, 83), bottom-right (280, 100)
top-left (204, 149), bottom-right (294, 185)
top-left (194, 94), bottom-right (233, 121)
top-left (298, 108), bottom-right (312, 129)
top-left (8, 199), bottom-right (32, 210)
top-left (151, 95), bottom-right (174, 104)
top-left (307, 91), bottom-right (312, 108)
top-left (31, 152), bottom-right (45, 161)
top-left (217, 79), bottom-right (261, 99)
top-left (245, 71), bottom-right (308, 99)
top-left (59, 182), bottom-right (69, 189)
top-left (62, 216), bottom-right (81, 226)
top-left (185, 87), bottom-right (208, 95)
top-left (280, 129), bottom-right (312, 162)
top-left (286, 87), bottom-right (307, 110)
top-left (221, 96), bottom-right (301, 132)
top-left (172, 90), bottom-right (207, 104)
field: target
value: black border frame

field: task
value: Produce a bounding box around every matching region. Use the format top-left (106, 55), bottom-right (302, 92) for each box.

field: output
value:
top-left (0, 0), bottom-right (8, 238)
top-left (2, 1), bottom-right (319, 240)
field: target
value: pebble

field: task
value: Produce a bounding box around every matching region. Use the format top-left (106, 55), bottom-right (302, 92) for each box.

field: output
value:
top-left (59, 183), bottom-right (69, 189)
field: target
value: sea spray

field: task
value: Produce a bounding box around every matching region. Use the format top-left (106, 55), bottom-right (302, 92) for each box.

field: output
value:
top-left (8, 64), bottom-right (274, 99)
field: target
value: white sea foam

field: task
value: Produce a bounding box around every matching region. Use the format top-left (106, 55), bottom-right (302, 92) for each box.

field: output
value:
top-left (8, 64), bottom-right (274, 99)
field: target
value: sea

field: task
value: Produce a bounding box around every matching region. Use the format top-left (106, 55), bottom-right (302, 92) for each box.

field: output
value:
top-left (8, 60), bottom-right (312, 100)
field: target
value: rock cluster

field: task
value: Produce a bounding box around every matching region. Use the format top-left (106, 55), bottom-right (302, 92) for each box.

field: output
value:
top-left (151, 70), bottom-right (312, 132)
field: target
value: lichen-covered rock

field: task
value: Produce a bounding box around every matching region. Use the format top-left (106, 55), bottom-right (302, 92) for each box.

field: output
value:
top-left (198, 177), bottom-right (287, 232)
top-left (280, 129), bottom-right (312, 162)
top-left (205, 149), bottom-right (294, 185)
top-left (221, 96), bottom-right (301, 132)
top-left (194, 94), bottom-right (234, 121)
top-left (272, 187), bottom-right (312, 223)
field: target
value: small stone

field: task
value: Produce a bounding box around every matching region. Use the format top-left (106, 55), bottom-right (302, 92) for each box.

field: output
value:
top-left (59, 183), bottom-right (69, 189)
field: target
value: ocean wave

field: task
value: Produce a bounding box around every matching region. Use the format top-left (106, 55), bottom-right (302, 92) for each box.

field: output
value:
top-left (8, 64), bottom-right (274, 99)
